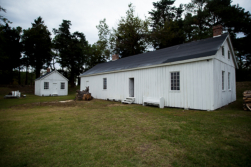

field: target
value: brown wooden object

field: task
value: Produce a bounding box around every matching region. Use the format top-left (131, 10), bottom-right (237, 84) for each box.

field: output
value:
top-left (75, 86), bottom-right (92, 101)
top-left (243, 90), bottom-right (251, 111)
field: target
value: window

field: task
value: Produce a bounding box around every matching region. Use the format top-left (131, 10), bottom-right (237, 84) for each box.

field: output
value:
top-left (228, 72), bottom-right (230, 90)
top-left (228, 51), bottom-right (230, 59)
top-left (61, 82), bottom-right (65, 89)
top-left (44, 82), bottom-right (49, 89)
top-left (222, 71), bottom-right (225, 90)
top-left (103, 78), bottom-right (107, 89)
top-left (222, 46), bottom-right (225, 56)
top-left (171, 72), bottom-right (180, 90)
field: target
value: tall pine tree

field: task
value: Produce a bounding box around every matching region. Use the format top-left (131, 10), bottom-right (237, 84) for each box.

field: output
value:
top-left (149, 0), bottom-right (185, 49)
top-left (112, 3), bottom-right (150, 58)
top-left (22, 17), bottom-right (52, 79)
top-left (53, 20), bottom-right (88, 87)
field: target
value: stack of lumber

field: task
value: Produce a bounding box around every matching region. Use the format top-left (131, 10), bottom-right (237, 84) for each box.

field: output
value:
top-left (243, 90), bottom-right (251, 111)
top-left (75, 86), bottom-right (92, 101)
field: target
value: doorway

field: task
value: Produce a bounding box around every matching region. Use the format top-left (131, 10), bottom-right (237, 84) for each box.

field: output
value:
top-left (52, 83), bottom-right (58, 94)
top-left (129, 78), bottom-right (134, 97)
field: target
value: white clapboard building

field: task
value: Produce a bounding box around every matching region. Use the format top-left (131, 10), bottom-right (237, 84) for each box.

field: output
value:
top-left (35, 69), bottom-right (68, 96)
top-left (80, 25), bottom-right (238, 111)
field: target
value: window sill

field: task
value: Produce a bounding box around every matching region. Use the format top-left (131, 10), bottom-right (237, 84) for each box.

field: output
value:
top-left (169, 90), bottom-right (181, 93)
top-left (222, 90), bottom-right (226, 92)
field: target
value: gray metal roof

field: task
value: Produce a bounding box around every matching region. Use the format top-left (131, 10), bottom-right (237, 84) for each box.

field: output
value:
top-left (80, 33), bottom-right (228, 76)
top-left (35, 71), bottom-right (53, 81)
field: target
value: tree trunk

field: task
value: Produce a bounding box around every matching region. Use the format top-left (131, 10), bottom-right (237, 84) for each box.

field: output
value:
top-left (30, 70), bottom-right (33, 85)
top-left (78, 76), bottom-right (80, 86)
top-left (18, 66), bottom-right (21, 85)
top-left (69, 74), bottom-right (75, 87)
top-left (35, 67), bottom-right (40, 79)
top-left (25, 66), bottom-right (28, 85)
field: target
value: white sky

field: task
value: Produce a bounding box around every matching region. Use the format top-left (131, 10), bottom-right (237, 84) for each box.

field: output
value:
top-left (1, 0), bottom-right (251, 45)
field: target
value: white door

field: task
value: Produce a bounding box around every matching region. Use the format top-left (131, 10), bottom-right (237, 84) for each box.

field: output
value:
top-left (129, 78), bottom-right (134, 97)
top-left (53, 83), bottom-right (58, 94)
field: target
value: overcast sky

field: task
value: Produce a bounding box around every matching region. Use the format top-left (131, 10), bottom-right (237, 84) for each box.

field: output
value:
top-left (1, 0), bottom-right (251, 45)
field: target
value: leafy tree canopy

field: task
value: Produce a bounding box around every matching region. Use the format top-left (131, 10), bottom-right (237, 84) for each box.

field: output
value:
top-left (183, 0), bottom-right (251, 69)
top-left (111, 3), bottom-right (150, 58)
top-left (0, 6), bottom-right (12, 25)
top-left (149, 0), bottom-right (185, 49)
top-left (22, 16), bottom-right (52, 78)
top-left (53, 20), bottom-right (89, 87)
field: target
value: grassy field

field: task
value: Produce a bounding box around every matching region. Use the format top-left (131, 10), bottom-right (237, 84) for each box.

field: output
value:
top-left (0, 83), bottom-right (251, 167)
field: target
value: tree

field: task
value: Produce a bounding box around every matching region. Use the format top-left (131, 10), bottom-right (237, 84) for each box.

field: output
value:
top-left (0, 24), bottom-right (22, 84)
top-left (0, 6), bottom-right (12, 25)
top-left (205, 0), bottom-right (251, 70)
top-left (82, 19), bottom-right (110, 76)
top-left (95, 19), bottom-right (111, 60)
top-left (53, 20), bottom-right (89, 87)
top-left (112, 3), bottom-right (150, 58)
top-left (149, 0), bottom-right (185, 49)
top-left (184, 0), bottom-right (212, 41)
top-left (22, 17), bottom-right (52, 79)
top-left (85, 43), bottom-right (107, 70)
top-left (149, 0), bottom-right (181, 29)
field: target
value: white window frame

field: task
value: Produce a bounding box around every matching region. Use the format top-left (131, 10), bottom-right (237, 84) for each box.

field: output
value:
top-left (170, 71), bottom-right (180, 91)
top-left (103, 78), bottom-right (107, 90)
top-left (228, 72), bottom-right (231, 90)
top-left (44, 82), bottom-right (49, 89)
top-left (222, 46), bottom-right (225, 57)
top-left (222, 71), bottom-right (225, 91)
top-left (61, 82), bottom-right (65, 89)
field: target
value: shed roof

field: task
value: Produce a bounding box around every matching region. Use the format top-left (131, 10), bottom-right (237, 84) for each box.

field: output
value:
top-left (80, 33), bottom-right (229, 77)
top-left (35, 70), bottom-right (68, 81)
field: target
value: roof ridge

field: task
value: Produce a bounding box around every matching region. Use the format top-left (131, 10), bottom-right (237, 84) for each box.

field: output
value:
top-left (35, 70), bottom-right (69, 81)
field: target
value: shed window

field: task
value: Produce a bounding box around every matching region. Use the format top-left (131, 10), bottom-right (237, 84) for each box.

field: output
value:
top-left (228, 51), bottom-right (230, 59)
top-left (222, 46), bottom-right (225, 56)
top-left (222, 71), bottom-right (225, 90)
top-left (171, 72), bottom-right (180, 90)
top-left (61, 82), bottom-right (65, 89)
top-left (103, 78), bottom-right (107, 89)
top-left (228, 72), bottom-right (230, 89)
top-left (44, 82), bottom-right (49, 89)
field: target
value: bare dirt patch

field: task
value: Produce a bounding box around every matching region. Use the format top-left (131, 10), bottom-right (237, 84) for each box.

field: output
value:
top-left (136, 143), bottom-right (153, 154)
top-left (12, 101), bottom-right (78, 108)
top-left (107, 104), bottom-right (128, 107)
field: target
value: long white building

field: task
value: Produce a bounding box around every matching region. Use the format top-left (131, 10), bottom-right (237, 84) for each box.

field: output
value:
top-left (80, 26), bottom-right (238, 111)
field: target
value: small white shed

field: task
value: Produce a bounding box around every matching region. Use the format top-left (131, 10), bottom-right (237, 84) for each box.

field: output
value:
top-left (35, 69), bottom-right (68, 96)
top-left (80, 26), bottom-right (238, 111)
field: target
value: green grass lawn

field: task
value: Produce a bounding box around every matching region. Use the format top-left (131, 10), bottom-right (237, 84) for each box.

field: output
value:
top-left (0, 83), bottom-right (251, 166)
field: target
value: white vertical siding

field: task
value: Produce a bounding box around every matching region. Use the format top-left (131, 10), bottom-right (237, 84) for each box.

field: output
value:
top-left (212, 37), bottom-right (236, 110)
top-left (213, 59), bottom-right (236, 109)
top-left (35, 80), bottom-right (40, 96)
top-left (81, 59), bottom-right (215, 110)
top-left (36, 72), bottom-right (68, 96)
